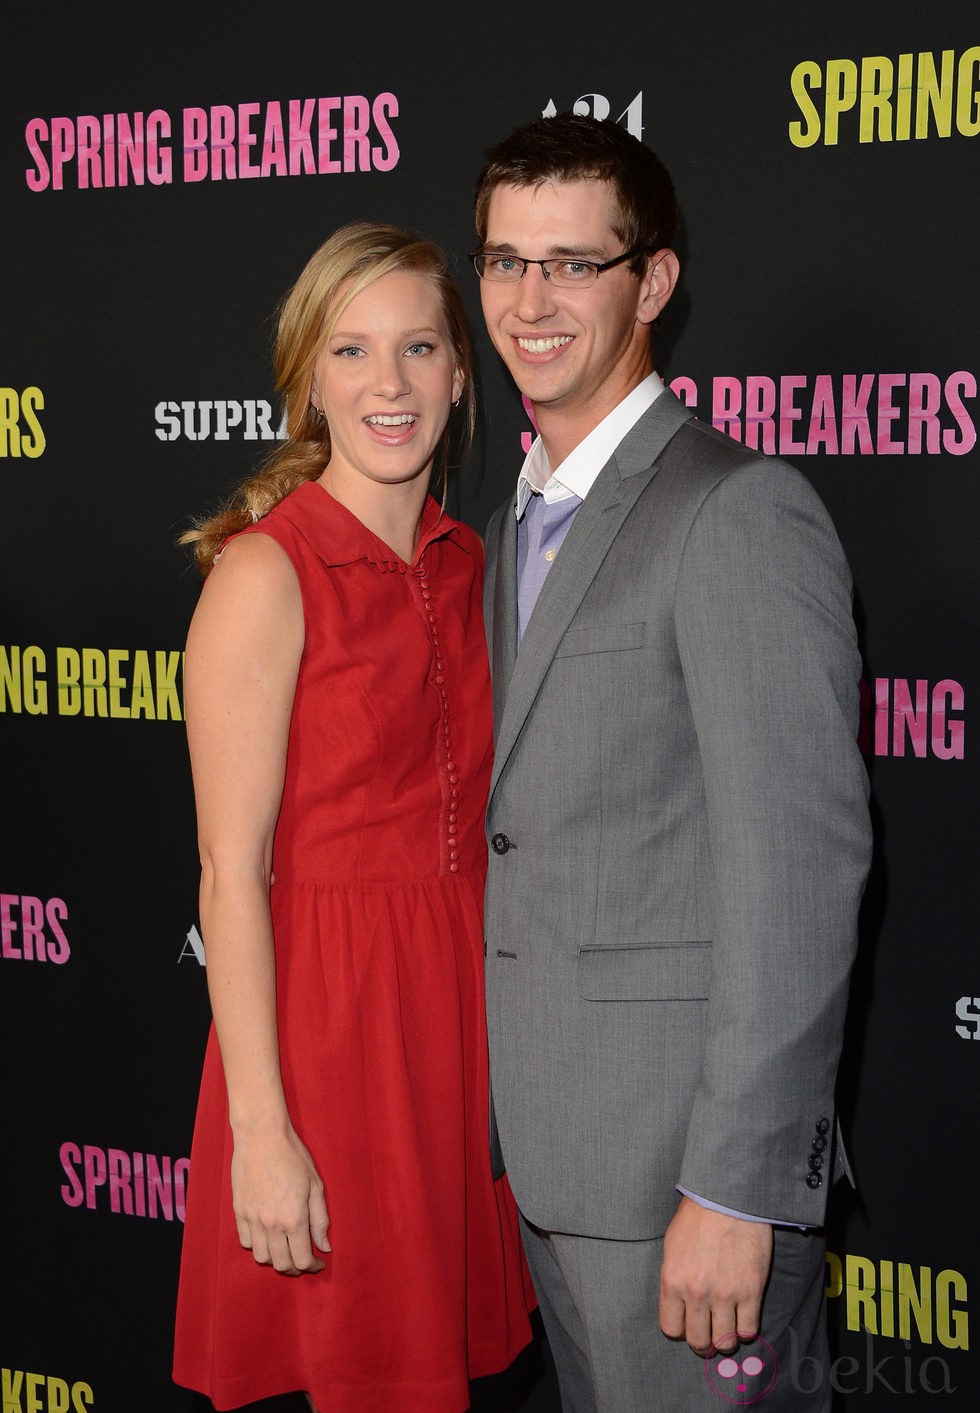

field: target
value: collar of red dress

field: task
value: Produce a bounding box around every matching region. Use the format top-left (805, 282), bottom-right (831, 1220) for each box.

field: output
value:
top-left (284, 480), bottom-right (466, 572)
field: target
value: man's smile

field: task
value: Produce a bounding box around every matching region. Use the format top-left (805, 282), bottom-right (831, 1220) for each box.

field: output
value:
top-left (515, 335), bottom-right (575, 354)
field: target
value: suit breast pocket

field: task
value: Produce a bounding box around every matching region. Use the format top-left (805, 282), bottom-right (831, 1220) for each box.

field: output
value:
top-left (553, 621), bottom-right (645, 658)
top-left (577, 942), bottom-right (711, 1001)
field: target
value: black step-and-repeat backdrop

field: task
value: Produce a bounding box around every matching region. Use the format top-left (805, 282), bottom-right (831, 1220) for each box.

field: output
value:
top-left (3, 3), bottom-right (977, 1409)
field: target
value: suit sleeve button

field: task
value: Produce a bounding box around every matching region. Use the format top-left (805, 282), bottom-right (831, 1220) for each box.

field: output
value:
top-left (491, 833), bottom-right (511, 855)
top-left (806, 1172), bottom-right (823, 1189)
top-left (816, 1117), bottom-right (830, 1135)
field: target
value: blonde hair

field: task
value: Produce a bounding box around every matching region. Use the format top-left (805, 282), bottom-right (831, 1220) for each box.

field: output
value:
top-left (182, 223), bottom-right (475, 573)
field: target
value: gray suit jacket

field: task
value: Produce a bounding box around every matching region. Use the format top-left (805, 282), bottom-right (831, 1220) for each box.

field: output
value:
top-left (483, 389), bottom-right (871, 1239)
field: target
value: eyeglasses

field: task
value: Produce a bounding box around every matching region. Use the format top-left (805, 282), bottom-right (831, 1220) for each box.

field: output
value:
top-left (469, 246), bottom-right (650, 288)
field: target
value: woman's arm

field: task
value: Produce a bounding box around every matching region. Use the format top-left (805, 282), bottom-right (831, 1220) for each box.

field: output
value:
top-left (185, 531), bottom-right (329, 1276)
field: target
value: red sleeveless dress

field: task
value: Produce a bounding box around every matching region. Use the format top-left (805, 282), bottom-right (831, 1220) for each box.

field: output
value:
top-left (173, 482), bottom-right (532, 1411)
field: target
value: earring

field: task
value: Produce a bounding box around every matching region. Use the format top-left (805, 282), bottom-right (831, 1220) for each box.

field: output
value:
top-left (452, 398), bottom-right (460, 408)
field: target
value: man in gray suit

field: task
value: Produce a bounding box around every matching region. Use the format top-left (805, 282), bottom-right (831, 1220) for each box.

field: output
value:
top-left (471, 114), bottom-right (871, 1411)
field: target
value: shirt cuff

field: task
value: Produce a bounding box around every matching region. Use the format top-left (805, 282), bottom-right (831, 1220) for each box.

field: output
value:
top-left (676, 1186), bottom-right (810, 1230)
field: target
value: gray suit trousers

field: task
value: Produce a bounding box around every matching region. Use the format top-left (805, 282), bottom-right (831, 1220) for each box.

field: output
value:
top-left (521, 1218), bottom-right (830, 1412)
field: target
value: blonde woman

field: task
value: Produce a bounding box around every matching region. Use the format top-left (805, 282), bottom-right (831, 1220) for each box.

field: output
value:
top-left (173, 225), bottom-right (532, 1412)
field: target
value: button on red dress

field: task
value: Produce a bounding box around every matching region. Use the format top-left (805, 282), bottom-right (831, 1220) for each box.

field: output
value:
top-left (173, 482), bottom-right (533, 1411)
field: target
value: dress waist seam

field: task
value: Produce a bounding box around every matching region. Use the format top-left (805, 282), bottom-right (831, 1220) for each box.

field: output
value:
top-left (270, 868), bottom-right (483, 890)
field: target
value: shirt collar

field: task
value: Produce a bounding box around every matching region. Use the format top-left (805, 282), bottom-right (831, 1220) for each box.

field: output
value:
top-left (515, 370), bottom-right (666, 519)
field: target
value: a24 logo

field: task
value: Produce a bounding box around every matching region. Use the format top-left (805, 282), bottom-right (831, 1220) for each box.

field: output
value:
top-left (542, 91), bottom-right (643, 140)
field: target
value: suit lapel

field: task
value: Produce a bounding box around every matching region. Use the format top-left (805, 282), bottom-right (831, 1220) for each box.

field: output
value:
top-left (488, 389), bottom-right (693, 801)
top-left (488, 500), bottom-right (519, 739)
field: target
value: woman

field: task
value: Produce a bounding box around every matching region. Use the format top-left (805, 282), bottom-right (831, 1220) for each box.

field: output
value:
top-left (173, 225), bottom-right (533, 1412)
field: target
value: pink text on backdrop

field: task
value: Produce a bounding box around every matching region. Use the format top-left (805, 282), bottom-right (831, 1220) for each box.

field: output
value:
top-left (669, 372), bottom-right (976, 456)
top-left (25, 111), bottom-right (173, 190)
top-left (24, 94), bottom-right (399, 190)
top-left (60, 1142), bottom-right (190, 1222)
top-left (859, 678), bottom-right (965, 760)
top-left (0, 895), bottom-right (69, 963)
top-left (182, 95), bottom-right (399, 180)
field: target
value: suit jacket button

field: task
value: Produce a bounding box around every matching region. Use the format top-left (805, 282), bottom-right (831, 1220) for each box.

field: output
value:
top-left (491, 833), bottom-right (511, 855)
top-left (806, 1172), bottom-right (823, 1189)
top-left (816, 1117), bottom-right (830, 1135)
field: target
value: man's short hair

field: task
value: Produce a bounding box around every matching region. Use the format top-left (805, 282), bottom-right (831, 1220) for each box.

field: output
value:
top-left (474, 112), bottom-right (677, 274)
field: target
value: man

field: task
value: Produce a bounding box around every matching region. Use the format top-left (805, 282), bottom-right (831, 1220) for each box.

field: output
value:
top-left (472, 113), bottom-right (871, 1412)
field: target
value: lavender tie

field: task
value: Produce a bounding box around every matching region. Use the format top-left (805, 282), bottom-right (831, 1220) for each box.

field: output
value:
top-left (516, 490), bottom-right (583, 645)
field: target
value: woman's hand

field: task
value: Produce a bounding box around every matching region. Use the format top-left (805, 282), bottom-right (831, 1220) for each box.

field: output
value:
top-left (231, 1123), bottom-right (331, 1275)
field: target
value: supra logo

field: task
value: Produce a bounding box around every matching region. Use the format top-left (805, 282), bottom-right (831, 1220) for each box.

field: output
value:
top-left (155, 399), bottom-right (287, 442)
top-left (178, 924), bottom-right (206, 965)
top-left (542, 91), bottom-right (643, 140)
top-left (955, 997), bottom-right (980, 1040)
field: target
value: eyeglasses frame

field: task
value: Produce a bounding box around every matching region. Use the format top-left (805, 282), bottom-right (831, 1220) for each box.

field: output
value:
top-left (468, 245), bottom-right (653, 285)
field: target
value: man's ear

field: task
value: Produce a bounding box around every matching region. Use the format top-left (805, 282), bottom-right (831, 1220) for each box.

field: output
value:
top-left (637, 249), bottom-right (680, 326)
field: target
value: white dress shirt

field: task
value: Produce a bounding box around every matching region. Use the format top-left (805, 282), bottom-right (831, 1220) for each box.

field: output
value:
top-left (515, 371), bottom-right (667, 517)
